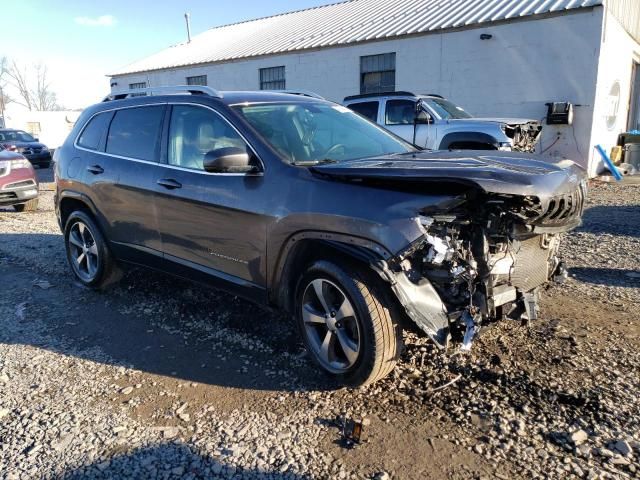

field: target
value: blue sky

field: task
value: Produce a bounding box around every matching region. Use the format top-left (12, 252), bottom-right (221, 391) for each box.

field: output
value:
top-left (3, 0), bottom-right (336, 109)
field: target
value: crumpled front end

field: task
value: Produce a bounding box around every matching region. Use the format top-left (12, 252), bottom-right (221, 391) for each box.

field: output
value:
top-left (384, 181), bottom-right (586, 350)
top-left (503, 121), bottom-right (543, 153)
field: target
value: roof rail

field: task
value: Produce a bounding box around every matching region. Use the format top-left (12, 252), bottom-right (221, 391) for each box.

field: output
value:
top-left (102, 85), bottom-right (223, 102)
top-left (343, 91), bottom-right (417, 102)
top-left (273, 89), bottom-right (325, 100)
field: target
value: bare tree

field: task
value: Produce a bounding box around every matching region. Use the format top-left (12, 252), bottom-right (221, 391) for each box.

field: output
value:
top-left (33, 63), bottom-right (61, 111)
top-left (3, 59), bottom-right (63, 111)
top-left (5, 59), bottom-right (33, 110)
top-left (0, 57), bottom-right (12, 121)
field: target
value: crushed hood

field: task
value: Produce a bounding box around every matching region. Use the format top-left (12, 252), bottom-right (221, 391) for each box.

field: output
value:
top-left (311, 151), bottom-right (586, 198)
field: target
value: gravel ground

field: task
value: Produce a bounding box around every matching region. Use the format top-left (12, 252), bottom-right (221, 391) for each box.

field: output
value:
top-left (0, 170), bottom-right (638, 479)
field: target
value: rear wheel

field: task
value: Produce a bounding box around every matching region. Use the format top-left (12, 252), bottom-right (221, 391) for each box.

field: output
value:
top-left (295, 260), bottom-right (402, 387)
top-left (14, 198), bottom-right (38, 212)
top-left (64, 211), bottom-right (121, 289)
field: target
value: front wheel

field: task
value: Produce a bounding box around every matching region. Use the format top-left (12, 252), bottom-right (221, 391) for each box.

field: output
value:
top-left (64, 211), bottom-right (121, 289)
top-left (295, 260), bottom-right (402, 387)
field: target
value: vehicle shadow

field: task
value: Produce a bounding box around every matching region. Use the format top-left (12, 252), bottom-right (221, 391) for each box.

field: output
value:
top-left (0, 233), bottom-right (336, 393)
top-left (35, 164), bottom-right (55, 184)
top-left (576, 205), bottom-right (640, 237)
top-left (59, 442), bottom-right (311, 479)
top-left (570, 267), bottom-right (640, 287)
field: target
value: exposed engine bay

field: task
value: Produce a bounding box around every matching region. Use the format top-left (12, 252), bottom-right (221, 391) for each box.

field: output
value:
top-left (503, 121), bottom-right (543, 153)
top-left (386, 184), bottom-right (585, 350)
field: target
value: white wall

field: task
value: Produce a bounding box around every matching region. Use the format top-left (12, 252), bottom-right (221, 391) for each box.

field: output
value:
top-left (112, 9), bottom-right (605, 170)
top-left (588, 9), bottom-right (640, 176)
top-left (3, 105), bottom-right (81, 148)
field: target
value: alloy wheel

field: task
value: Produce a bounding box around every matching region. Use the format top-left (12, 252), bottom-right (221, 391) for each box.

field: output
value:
top-left (301, 278), bottom-right (361, 373)
top-left (68, 221), bottom-right (100, 282)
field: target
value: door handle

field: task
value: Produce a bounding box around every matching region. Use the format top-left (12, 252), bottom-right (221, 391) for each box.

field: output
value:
top-left (157, 178), bottom-right (182, 190)
top-left (87, 165), bottom-right (104, 175)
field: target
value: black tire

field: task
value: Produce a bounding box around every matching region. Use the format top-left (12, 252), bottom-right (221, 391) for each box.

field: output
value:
top-left (14, 198), bottom-right (38, 212)
top-left (64, 210), bottom-right (122, 289)
top-left (295, 260), bottom-right (402, 387)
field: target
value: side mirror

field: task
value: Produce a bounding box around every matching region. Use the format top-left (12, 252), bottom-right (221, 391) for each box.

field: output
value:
top-left (34, 138), bottom-right (39, 142)
top-left (203, 147), bottom-right (259, 174)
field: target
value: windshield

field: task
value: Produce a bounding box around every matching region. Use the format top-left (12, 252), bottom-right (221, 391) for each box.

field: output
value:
top-left (422, 98), bottom-right (472, 120)
top-left (0, 130), bottom-right (36, 142)
top-left (233, 103), bottom-right (416, 164)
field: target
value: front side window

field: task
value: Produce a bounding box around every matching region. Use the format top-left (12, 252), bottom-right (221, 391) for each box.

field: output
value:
top-left (385, 99), bottom-right (416, 125)
top-left (360, 53), bottom-right (395, 94)
top-left (78, 112), bottom-right (112, 150)
top-left (260, 66), bottom-right (285, 90)
top-left (348, 101), bottom-right (379, 122)
top-left (234, 102), bottom-right (415, 164)
top-left (168, 105), bottom-right (249, 171)
top-left (106, 106), bottom-right (164, 161)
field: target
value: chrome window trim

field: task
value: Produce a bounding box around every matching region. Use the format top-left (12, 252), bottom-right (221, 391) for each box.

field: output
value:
top-left (73, 102), bottom-right (265, 177)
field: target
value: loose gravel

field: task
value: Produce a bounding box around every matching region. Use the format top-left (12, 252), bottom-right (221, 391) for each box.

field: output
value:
top-left (0, 173), bottom-right (638, 479)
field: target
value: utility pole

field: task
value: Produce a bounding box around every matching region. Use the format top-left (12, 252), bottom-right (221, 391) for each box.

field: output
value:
top-left (184, 13), bottom-right (192, 43)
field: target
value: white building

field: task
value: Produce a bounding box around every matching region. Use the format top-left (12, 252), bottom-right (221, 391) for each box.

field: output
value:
top-left (109, 0), bottom-right (640, 176)
top-left (2, 104), bottom-right (81, 149)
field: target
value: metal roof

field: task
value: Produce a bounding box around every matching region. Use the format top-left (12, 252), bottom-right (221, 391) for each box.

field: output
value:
top-left (110, 0), bottom-right (603, 76)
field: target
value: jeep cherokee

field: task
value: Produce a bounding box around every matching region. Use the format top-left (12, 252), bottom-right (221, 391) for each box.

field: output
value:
top-left (54, 86), bottom-right (586, 386)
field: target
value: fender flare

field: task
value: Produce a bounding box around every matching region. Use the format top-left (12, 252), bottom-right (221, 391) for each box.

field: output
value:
top-left (270, 231), bottom-right (393, 308)
top-left (271, 231), bottom-right (450, 348)
top-left (57, 190), bottom-right (102, 230)
top-left (438, 131), bottom-right (500, 150)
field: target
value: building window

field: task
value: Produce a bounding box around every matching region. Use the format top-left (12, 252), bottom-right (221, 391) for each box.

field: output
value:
top-left (260, 66), bottom-right (285, 90)
top-left (26, 122), bottom-right (41, 137)
top-left (360, 53), bottom-right (395, 94)
top-left (129, 82), bottom-right (147, 97)
top-left (186, 75), bottom-right (207, 86)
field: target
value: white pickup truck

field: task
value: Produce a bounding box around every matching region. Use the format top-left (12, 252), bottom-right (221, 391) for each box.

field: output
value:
top-left (344, 91), bottom-right (542, 152)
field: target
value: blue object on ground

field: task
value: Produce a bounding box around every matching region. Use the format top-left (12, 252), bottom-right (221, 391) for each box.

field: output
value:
top-left (595, 144), bottom-right (623, 181)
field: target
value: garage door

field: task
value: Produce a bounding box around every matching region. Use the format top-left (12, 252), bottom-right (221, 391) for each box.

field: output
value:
top-left (630, 62), bottom-right (640, 131)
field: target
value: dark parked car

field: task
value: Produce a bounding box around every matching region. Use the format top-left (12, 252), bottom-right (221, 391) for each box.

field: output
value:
top-left (0, 129), bottom-right (52, 168)
top-left (54, 86), bottom-right (586, 386)
top-left (0, 147), bottom-right (39, 211)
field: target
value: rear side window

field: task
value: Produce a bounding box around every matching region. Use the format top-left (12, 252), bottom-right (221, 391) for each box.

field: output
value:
top-left (77, 112), bottom-right (112, 150)
top-left (385, 99), bottom-right (416, 125)
top-left (348, 101), bottom-right (379, 122)
top-left (106, 106), bottom-right (164, 161)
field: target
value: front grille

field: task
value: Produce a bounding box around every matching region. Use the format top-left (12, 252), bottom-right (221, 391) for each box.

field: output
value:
top-left (536, 184), bottom-right (586, 225)
top-left (510, 236), bottom-right (552, 291)
top-left (33, 147), bottom-right (42, 154)
top-left (0, 192), bottom-right (18, 200)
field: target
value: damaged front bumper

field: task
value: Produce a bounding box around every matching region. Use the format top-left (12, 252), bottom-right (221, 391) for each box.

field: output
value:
top-left (376, 194), bottom-right (581, 351)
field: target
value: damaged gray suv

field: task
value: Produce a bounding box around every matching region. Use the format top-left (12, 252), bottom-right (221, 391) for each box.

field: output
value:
top-left (55, 86), bottom-right (587, 386)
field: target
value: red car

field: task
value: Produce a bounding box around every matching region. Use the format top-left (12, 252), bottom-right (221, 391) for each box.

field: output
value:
top-left (0, 147), bottom-right (39, 212)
